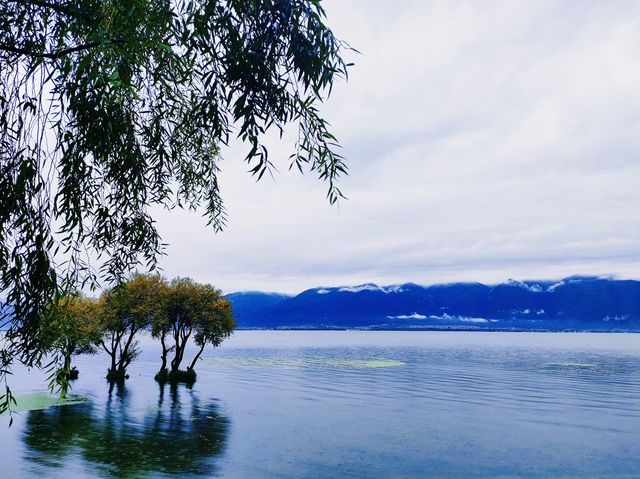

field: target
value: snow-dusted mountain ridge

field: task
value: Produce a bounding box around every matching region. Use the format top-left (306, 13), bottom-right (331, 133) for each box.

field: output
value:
top-left (226, 276), bottom-right (640, 331)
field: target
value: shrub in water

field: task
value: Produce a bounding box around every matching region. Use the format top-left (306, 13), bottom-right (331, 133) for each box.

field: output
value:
top-left (154, 368), bottom-right (197, 385)
top-left (106, 368), bottom-right (129, 381)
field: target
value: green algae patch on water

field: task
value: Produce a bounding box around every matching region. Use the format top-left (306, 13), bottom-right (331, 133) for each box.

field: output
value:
top-left (2, 392), bottom-right (86, 413)
top-left (204, 357), bottom-right (405, 369)
top-left (546, 362), bottom-right (596, 368)
top-left (325, 359), bottom-right (405, 368)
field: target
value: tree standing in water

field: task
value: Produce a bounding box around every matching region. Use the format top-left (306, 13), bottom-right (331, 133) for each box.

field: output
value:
top-left (155, 278), bottom-right (235, 384)
top-left (39, 293), bottom-right (102, 397)
top-left (188, 298), bottom-right (235, 373)
top-left (99, 274), bottom-right (166, 381)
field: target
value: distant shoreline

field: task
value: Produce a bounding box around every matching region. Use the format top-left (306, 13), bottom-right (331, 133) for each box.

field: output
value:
top-left (235, 327), bottom-right (640, 333)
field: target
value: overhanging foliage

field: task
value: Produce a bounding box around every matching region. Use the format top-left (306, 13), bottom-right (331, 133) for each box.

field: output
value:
top-left (0, 0), bottom-right (351, 414)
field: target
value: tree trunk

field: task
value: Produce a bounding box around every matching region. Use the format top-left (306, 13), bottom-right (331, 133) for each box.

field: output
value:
top-left (171, 342), bottom-right (184, 372)
top-left (170, 325), bottom-right (181, 372)
top-left (118, 324), bottom-right (138, 372)
top-left (170, 325), bottom-right (191, 372)
top-left (188, 343), bottom-right (206, 371)
top-left (100, 338), bottom-right (117, 373)
top-left (60, 353), bottom-right (72, 397)
top-left (160, 330), bottom-right (168, 371)
top-left (58, 343), bottom-right (73, 398)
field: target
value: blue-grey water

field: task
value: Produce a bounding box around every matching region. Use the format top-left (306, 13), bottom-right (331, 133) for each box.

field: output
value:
top-left (1, 331), bottom-right (640, 478)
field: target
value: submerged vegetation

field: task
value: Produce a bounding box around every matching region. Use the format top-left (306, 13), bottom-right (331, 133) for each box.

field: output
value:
top-left (205, 357), bottom-right (405, 369)
top-left (3, 392), bottom-right (86, 413)
top-left (154, 368), bottom-right (197, 385)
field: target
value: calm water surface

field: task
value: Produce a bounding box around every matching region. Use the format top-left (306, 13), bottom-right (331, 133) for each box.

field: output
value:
top-left (1, 331), bottom-right (640, 478)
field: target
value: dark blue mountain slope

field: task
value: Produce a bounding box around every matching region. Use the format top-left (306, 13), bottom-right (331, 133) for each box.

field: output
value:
top-left (226, 277), bottom-right (640, 331)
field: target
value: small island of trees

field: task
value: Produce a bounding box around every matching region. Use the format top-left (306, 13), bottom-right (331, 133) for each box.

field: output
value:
top-left (41, 274), bottom-right (235, 397)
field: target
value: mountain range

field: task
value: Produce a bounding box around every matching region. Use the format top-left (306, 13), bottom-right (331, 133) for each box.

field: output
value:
top-left (225, 276), bottom-right (640, 331)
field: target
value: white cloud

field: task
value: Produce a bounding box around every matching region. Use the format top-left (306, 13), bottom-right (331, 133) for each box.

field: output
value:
top-left (336, 284), bottom-right (405, 294)
top-left (387, 313), bottom-right (489, 324)
top-left (429, 314), bottom-right (489, 324)
top-left (338, 284), bottom-right (383, 293)
top-left (388, 313), bottom-right (428, 320)
top-left (154, 0), bottom-right (640, 293)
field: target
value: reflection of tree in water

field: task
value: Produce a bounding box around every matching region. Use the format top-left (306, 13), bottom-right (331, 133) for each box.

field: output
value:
top-left (23, 382), bottom-right (229, 477)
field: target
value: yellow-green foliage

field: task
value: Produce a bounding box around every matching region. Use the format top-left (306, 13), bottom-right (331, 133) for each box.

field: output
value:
top-left (40, 293), bottom-right (102, 352)
top-left (99, 274), bottom-right (168, 332)
top-left (160, 277), bottom-right (236, 376)
top-left (98, 274), bottom-right (168, 381)
top-left (40, 293), bottom-right (102, 397)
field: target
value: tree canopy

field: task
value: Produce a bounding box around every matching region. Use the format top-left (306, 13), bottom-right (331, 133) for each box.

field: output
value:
top-left (98, 273), bottom-right (167, 380)
top-left (156, 277), bottom-right (234, 383)
top-left (0, 0), bottom-right (351, 411)
top-left (39, 292), bottom-right (102, 396)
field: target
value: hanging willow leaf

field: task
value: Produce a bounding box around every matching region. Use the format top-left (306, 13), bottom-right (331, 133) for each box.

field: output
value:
top-left (0, 0), bottom-right (352, 415)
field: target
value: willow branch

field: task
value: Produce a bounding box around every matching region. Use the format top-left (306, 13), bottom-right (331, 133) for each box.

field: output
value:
top-left (7, 0), bottom-right (74, 18)
top-left (0, 39), bottom-right (124, 59)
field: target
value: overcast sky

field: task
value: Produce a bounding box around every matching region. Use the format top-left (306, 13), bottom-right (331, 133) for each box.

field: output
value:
top-left (154, 0), bottom-right (640, 294)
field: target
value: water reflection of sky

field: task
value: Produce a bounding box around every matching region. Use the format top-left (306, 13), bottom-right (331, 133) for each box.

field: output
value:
top-left (1, 331), bottom-right (640, 478)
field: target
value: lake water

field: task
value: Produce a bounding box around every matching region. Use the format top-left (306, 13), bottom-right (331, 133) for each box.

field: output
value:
top-left (1, 331), bottom-right (640, 478)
